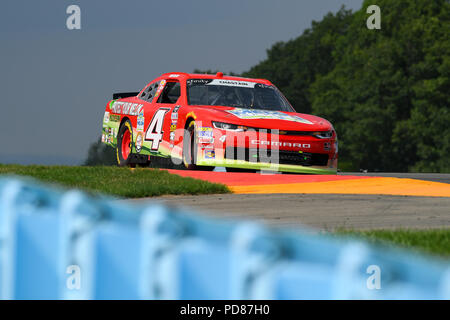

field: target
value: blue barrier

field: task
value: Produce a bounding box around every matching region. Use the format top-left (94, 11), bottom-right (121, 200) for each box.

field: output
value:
top-left (0, 177), bottom-right (449, 300)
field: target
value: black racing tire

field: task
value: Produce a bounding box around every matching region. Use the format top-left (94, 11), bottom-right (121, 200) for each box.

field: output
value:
top-left (116, 120), bottom-right (135, 167)
top-left (183, 121), bottom-right (214, 171)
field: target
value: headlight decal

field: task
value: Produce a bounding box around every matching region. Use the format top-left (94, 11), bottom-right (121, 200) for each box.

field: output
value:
top-left (212, 121), bottom-right (248, 132)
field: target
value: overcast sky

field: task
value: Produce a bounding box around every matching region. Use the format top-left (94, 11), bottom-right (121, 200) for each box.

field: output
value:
top-left (0, 0), bottom-right (363, 165)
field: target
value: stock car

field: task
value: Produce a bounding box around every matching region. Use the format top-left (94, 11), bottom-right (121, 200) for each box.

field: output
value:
top-left (101, 72), bottom-right (338, 174)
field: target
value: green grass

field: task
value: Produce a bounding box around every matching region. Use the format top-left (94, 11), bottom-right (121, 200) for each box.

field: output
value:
top-left (0, 164), bottom-right (230, 198)
top-left (1, 164), bottom-right (448, 258)
top-left (334, 229), bottom-right (450, 258)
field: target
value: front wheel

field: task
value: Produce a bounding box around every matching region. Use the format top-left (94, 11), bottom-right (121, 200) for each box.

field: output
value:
top-left (116, 120), bottom-right (135, 167)
top-left (183, 121), bottom-right (214, 171)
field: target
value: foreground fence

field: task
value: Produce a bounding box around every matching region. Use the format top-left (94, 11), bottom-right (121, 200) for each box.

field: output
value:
top-left (0, 177), bottom-right (449, 299)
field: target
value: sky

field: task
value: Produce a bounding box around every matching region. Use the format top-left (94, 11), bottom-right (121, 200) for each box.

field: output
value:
top-left (0, 0), bottom-right (363, 165)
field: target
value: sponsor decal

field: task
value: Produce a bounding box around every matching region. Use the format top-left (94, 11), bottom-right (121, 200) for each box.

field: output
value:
top-left (154, 80), bottom-right (166, 99)
top-left (187, 79), bottom-right (211, 86)
top-left (198, 127), bottom-right (213, 144)
top-left (324, 142), bottom-right (331, 151)
top-left (103, 112), bottom-right (110, 123)
top-left (169, 112), bottom-right (179, 145)
top-left (109, 99), bottom-right (117, 109)
top-left (219, 135), bottom-right (227, 143)
top-left (198, 127), bottom-right (213, 137)
top-left (200, 143), bottom-right (215, 150)
top-left (171, 105), bottom-right (180, 120)
top-left (205, 149), bottom-right (215, 159)
top-left (135, 132), bottom-right (143, 153)
top-left (206, 79), bottom-right (256, 88)
top-left (110, 101), bottom-right (144, 116)
top-left (251, 140), bottom-right (311, 149)
top-left (101, 134), bottom-right (105, 143)
top-left (227, 108), bottom-right (313, 125)
top-left (137, 111), bottom-right (145, 132)
top-left (168, 74), bottom-right (180, 78)
top-left (110, 114), bottom-right (120, 122)
top-left (198, 137), bottom-right (214, 144)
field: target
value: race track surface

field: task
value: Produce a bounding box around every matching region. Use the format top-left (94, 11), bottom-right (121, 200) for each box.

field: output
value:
top-left (129, 170), bottom-right (450, 230)
top-left (130, 193), bottom-right (450, 231)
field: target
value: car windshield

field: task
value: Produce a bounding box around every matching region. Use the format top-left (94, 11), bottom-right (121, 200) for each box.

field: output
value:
top-left (186, 79), bottom-right (294, 112)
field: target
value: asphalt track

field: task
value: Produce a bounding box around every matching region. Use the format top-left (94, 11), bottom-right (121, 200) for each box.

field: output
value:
top-left (129, 170), bottom-right (450, 230)
top-left (131, 193), bottom-right (450, 230)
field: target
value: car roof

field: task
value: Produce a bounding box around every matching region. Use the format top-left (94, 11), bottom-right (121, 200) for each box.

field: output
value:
top-left (158, 72), bottom-right (272, 85)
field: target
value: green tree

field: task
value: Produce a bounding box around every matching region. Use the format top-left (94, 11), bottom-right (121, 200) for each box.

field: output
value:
top-left (311, 0), bottom-right (449, 172)
top-left (243, 6), bottom-right (353, 114)
top-left (241, 0), bottom-right (449, 172)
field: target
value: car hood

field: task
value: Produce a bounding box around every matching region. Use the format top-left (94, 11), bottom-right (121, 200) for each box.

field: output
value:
top-left (193, 105), bottom-right (332, 131)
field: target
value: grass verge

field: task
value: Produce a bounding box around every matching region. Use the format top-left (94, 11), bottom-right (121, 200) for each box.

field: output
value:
top-left (0, 164), bottom-right (230, 198)
top-left (335, 229), bottom-right (450, 258)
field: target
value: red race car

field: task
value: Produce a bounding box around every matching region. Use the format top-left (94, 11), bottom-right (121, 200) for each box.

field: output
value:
top-left (101, 72), bottom-right (338, 174)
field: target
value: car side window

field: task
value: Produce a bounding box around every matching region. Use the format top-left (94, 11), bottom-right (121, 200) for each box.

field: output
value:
top-left (140, 81), bottom-right (159, 102)
top-left (157, 81), bottom-right (180, 104)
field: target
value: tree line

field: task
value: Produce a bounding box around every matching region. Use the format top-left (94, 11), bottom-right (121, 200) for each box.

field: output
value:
top-left (242, 0), bottom-right (449, 172)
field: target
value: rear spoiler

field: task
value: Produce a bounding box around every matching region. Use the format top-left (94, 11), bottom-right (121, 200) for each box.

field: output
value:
top-left (112, 92), bottom-right (139, 100)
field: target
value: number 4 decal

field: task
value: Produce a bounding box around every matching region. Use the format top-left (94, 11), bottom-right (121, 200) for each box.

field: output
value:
top-left (145, 108), bottom-right (170, 150)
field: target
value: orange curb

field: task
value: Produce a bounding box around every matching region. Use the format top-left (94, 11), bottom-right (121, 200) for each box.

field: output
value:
top-left (165, 169), bottom-right (371, 186)
top-left (229, 177), bottom-right (450, 197)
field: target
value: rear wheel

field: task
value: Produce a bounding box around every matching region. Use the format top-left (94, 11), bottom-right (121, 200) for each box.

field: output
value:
top-left (116, 120), bottom-right (135, 167)
top-left (183, 121), bottom-right (214, 171)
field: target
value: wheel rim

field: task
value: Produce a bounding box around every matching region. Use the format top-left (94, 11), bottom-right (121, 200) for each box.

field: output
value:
top-left (121, 129), bottom-right (131, 160)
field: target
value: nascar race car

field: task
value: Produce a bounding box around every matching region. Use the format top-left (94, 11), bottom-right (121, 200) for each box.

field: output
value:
top-left (101, 72), bottom-right (338, 174)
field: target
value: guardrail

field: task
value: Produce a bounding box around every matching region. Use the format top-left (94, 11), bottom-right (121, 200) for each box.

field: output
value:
top-left (0, 177), bottom-right (449, 299)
